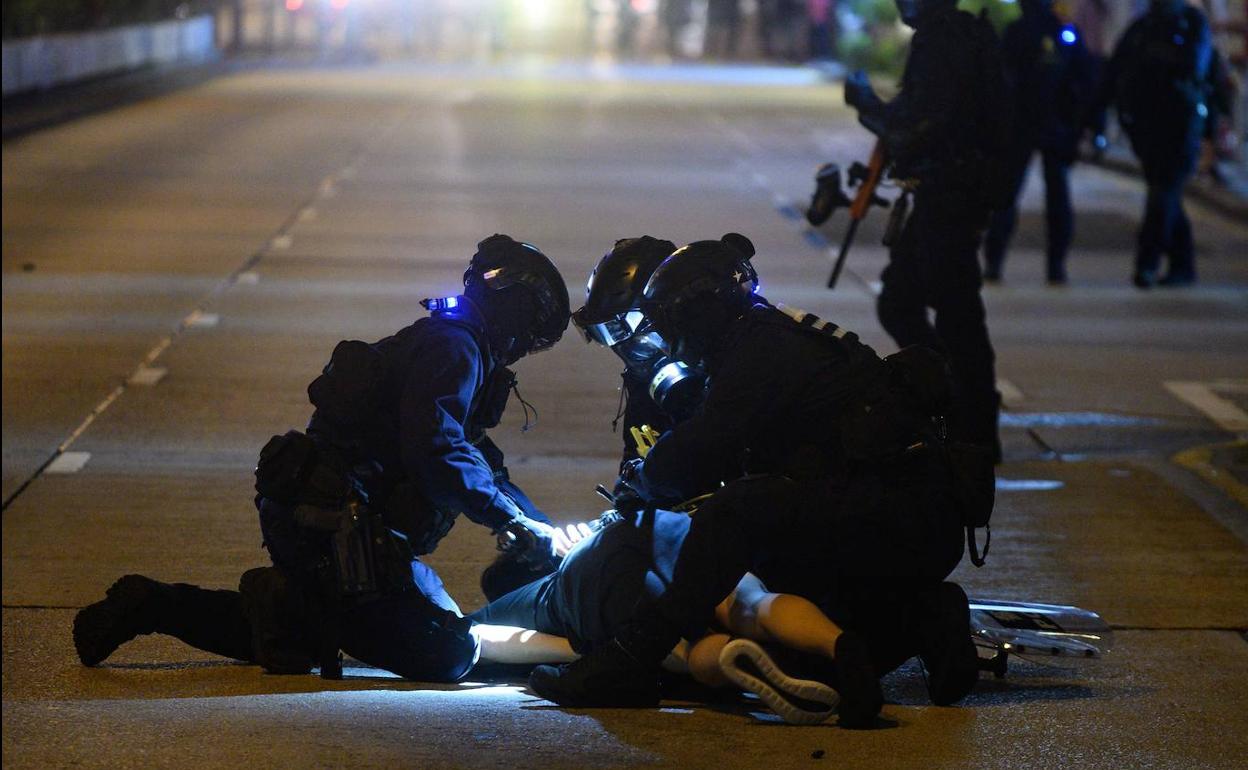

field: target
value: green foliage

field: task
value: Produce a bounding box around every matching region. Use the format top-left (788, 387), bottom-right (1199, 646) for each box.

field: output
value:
top-left (958, 0), bottom-right (1022, 32)
top-left (836, 0), bottom-right (908, 76)
top-left (836, 0), bottom-right (1023, 73)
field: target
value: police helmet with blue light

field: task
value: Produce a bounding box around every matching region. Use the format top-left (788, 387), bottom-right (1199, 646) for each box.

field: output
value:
top-left (460, 234), bottom-right (570, 365)
top-left (641, 233), bottom-right (760, 367)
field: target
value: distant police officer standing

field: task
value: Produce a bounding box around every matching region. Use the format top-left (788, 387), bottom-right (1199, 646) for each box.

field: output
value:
top-left (73, 235), bottom-right (572, 683)
top-left (842, 0), bottom-right (1010, 460)
top-left (1096, 0), bottom-right (1215, 288)
top-left (529, 237), bottom-right (990, 725)
top-left (984, 0), bottom-right (1096, 285)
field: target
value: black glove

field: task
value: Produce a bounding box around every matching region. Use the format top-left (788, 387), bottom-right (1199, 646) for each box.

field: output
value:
top-left (612, 458), bottom-right (646, 513)
top-left (844, 70), bottom-right (882, 112)
top-left (495, 515), bottom-right (559, 570)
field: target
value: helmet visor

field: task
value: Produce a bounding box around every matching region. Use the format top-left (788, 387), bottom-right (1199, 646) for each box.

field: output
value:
top-left (578, 310), bottom-right (649, 347)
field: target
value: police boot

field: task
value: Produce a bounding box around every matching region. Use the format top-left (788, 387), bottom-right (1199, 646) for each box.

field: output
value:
top-left (73, 575), bottom-right (164, 666)
top-left (914, 582), bottom-right (979, 706)
top-left (74, 575), bottom-right (254, 667)
top-left (529, 639), bottom-right (661, 707)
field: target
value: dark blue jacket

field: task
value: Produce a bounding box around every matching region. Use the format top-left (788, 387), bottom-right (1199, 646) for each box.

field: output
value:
top-left (307, 300), bottom-right (525, 531)
top-left (1002, 4), bottom-right (1095, 156)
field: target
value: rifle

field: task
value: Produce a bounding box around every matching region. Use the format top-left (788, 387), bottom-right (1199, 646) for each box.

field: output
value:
top-left (826, 140), bottom-right (890, 289)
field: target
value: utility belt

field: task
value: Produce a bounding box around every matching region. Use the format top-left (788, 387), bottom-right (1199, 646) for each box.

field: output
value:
top-left (254, 430), bottom-right (420, 678)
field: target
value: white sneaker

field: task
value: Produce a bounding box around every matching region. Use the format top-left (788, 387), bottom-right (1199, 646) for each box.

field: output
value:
top-left (718, 638), bottom-right (840, 725)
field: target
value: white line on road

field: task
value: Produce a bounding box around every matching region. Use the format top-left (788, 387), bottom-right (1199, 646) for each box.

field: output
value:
top-left (270, 234), bottom-right (293, 250)
top-left (143, 336), bottom-right (173, 365)
top-left (127, 365), bottom-right (168, 386)
top-left (298, 207), bottom-right (318, 222)
top-left (184, 311), bottom-right (219, 328)
top-left (997, 378), bottom-right (1025, 405)
top-left (45, 452), bottom-right (91, 474)
top-left (1164, 381), bottom-right (1248, 433)
top-left (236, 271), bottom-right (260, 285)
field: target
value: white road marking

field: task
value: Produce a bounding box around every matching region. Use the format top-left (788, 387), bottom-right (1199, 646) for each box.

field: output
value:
top-left (997, 378), bottom-right (1024, 405)
top-left (996, 478), bottom-right (1064, 491)
top-left (270, 234), bottom-right (293, 250)
top-left (127, 365), bottom-right (167, 386)
top-left (143, 337), bottom-right (173, 365)
top-left (1164, 381), bottom-right (1248, 433)
top-left (46, 452), bottom-right (91, 474)
top-left (184, 310), bottom-right (219, 328)
top-left (236, 271), bottom-right (260, 285)
top-left (298, 207), bottom-right (318, 221)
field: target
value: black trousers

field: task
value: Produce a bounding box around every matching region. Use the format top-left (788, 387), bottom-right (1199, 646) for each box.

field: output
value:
top-left (1137, 170), bottom-right (1195, 280)
top-left (257, 497), bottom-right (477, 681)
top-left (984, 144), bottom-right (1074, 281)
top-left (878, 197), bottom-right (1000, 452)
top-left (624, 459), bottom-right (965, 666)
top-left (1133, 137), bottom-right (1199, 281)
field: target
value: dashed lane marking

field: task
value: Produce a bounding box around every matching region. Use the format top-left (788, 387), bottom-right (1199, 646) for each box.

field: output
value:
top-left (45, 452), bottom-right (91, 474)
top-left (270, 234), bottom-right (293, 251)
top-left (184, 310), bottom-right (219, 328)
top-left (1164, 381), bottom-right (1248, 433)
top-left (997, 379), bottom-right (1024, 405)
top-left (236, 271), bottom-right (260, 285)
top-left (127, 366), bottom-right (167, 386)
top-left (298, 207), bottom-right (318, 222)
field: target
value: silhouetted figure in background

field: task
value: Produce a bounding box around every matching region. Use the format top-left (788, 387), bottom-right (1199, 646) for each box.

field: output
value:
top-left (983, 0), bottom-right (1095, 285)
top-left (844, 0), bottom-right (1011, 459)
top-left (705, 0), bottom-right (742, 59)
top-left (1096, 0), bottom-right (1215, 288)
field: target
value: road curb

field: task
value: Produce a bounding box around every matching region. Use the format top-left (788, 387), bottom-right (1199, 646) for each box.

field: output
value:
top-left (1172, 439), bottom-right (1248, 510)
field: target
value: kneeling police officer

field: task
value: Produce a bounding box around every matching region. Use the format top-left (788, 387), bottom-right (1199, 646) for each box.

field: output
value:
top-left (73, 234), bottom-right (572, 682)
top-left (529, 236), bottom-right (990, 723)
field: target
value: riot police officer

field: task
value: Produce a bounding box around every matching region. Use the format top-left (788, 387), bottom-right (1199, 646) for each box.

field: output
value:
top-left (573, 235), bottom-right (706, 467)
top-left (1096, 0), bottom-right (1214, 287)
top-left (842, 0), bottom-right (1009, 460)
top-left (984, 0), bottom-right (1096, 285)
top-left (73, 234), bottom-right (572, 682)
top-left (527, 237), bottom-right (987, 724)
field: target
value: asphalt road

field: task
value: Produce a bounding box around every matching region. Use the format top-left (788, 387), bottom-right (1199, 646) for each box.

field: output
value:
top-left (3, 60), bottom-right (1247, 769)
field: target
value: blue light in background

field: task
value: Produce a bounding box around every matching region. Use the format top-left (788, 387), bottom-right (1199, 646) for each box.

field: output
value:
top-left (1059, 26), bottom-right (1078, 45)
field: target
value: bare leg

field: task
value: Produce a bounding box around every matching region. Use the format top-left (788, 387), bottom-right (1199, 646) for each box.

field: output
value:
top-left (717, 574), bottom-right (843, 661)
top-left (472, 624), bottom-right (577, 665)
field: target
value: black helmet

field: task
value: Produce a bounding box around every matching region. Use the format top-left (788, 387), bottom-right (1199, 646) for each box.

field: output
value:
top-left (465, 234), bottom-right (570, 362)
top-left (573, 236), bottom-right (676, 350)
top-left (641, 233), bottom-right (760, 366)
top-left (894, 0), bottom-right (957, 27)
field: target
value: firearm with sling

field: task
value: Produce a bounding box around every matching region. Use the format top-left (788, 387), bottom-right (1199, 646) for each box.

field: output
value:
top-left (825, 140), bottom-right (890, 289)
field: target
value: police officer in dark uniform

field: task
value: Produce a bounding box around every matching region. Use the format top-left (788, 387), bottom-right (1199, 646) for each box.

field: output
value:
top-left (1095, 0), bottom-right (1214, 287)
top-left (984, 0), bottom-right (1096, 285)
top-left (73, 234), bottom-right (572, 683)
top-left (573, 236), bottom-right (706, 467)
top-left (842, 0), bottom-right (1009, 460)
top-left (527, 237), bottom-right (986, 725)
